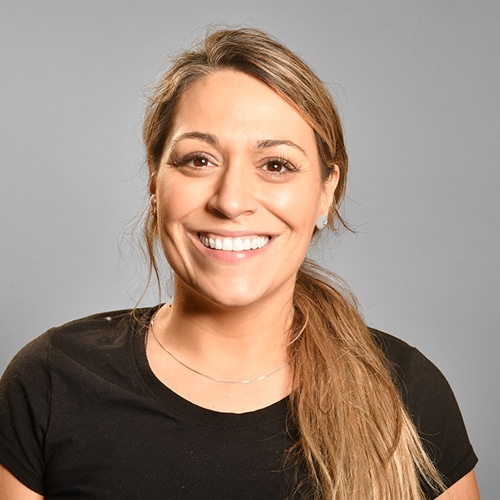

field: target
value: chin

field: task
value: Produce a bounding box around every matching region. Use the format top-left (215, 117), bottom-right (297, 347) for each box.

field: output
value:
top-left (187, 282), bottom-right (276, 310)
top-left (175, 272), bottom-right (296, 311)
top-left (203, 290), bottom-right (265, 309)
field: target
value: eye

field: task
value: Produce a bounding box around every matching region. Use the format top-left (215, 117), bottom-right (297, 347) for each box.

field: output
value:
top-left (168, 152), bottom-right (216, 170)
top-left (189, 155), bottom-right (213, 168)
top-left (261, 158), bottom-right (296, 175)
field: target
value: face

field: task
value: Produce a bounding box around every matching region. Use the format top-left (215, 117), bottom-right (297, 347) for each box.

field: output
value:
top-left (152, 70), bottom-right (338, 309)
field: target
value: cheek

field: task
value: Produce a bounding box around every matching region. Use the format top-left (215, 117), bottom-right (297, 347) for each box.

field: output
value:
top-left (269, 184), bottom-right (322, 227)
top-left (156, 176), bottom-right (205, 221)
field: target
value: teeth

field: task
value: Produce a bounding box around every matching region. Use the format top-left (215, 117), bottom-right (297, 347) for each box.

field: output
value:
top-left (199, 234), bottom-right (270, 251)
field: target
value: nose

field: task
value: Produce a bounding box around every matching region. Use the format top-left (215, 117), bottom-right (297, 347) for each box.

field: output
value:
top-left (207, 162), bottom-right (257, 219)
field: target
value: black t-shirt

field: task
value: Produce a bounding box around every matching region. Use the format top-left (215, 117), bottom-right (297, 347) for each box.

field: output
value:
top-left (0, 308), bottom-right (477, 499)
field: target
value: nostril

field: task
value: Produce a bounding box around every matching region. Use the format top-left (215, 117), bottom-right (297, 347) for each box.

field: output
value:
top-left (207, 185), bottom-right (257, 219)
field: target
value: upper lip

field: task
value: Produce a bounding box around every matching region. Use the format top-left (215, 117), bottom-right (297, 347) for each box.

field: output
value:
top-left (194, 230), bottom-right (274, 238)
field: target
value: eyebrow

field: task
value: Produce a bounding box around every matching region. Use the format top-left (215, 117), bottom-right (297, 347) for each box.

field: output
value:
top-left (170, 133), bottom-right (308, 158)
top-left (256, 139), bottom-right (308, 157)
top-left (170, 132), bottom-right (219, 148)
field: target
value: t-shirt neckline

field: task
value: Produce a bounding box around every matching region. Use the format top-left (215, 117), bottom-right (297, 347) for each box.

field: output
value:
top-left (131, 307), bottom-right (290, 428)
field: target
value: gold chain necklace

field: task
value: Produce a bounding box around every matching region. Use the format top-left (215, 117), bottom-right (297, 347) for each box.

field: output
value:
top-left (148, 319), bottom-right (289, 384)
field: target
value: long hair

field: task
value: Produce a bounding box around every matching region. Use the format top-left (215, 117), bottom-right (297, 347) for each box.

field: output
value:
top-left (142, 27), bottom-right (444, 498)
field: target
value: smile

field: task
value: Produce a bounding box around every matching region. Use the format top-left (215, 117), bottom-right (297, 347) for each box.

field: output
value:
top-left (198, 233), bottom-right (270, 251)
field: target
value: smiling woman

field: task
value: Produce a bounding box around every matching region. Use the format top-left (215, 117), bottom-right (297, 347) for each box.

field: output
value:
top-left (151, 70), bottom-right (336, 309)
top-left (0, 28), bottom-right (478, 499)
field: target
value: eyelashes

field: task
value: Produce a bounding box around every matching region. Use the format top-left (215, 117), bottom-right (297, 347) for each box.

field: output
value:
top-left (167, 151), bottom-right (215, 169)
top-left (167, 151), bottom-right (299, 177)
top-left (260, 157), bottom-right (298, 175)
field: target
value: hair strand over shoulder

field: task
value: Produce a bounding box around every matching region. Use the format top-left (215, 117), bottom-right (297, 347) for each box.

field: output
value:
top-left (141, 27), bottom-right (445, 499)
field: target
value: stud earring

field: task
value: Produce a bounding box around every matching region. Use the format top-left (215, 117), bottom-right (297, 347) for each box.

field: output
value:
top-left (150, 194), bottom-right (157, 216)
top-left (315, 213), bottom-right (328, 230)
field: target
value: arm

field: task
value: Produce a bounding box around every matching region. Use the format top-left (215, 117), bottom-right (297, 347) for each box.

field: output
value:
top-left (435, 469), bottom-right (480, 500)
top-left (0, 335), bottom-right (52, 499)
top-left (0, 464), bottom-right (43, 500)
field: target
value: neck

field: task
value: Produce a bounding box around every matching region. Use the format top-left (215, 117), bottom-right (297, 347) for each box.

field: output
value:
top-left (152, 284), bottom-right (294, 376)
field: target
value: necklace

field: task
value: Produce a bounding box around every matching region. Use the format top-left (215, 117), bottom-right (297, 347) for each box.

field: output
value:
top-left (148, 319), bottom-right (289, 385)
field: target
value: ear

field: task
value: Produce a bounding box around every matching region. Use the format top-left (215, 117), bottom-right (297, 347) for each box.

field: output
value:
top-left (148, 162), bottom-right (157, 195)
top-left (319, 164), bottom-right (340, 215)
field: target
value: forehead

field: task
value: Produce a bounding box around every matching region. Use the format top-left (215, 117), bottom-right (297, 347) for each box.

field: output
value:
top-left (170, 70), bottom-right (316, 149)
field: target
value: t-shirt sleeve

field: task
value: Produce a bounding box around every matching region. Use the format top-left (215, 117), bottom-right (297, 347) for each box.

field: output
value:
top-left (374, 330), bottom-right (478, 491)
top-left (0, 332), bottom-right (52, 494)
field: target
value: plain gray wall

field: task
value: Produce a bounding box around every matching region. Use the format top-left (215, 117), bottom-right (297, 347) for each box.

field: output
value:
top-left (1, 0), bottom-right (498, 495)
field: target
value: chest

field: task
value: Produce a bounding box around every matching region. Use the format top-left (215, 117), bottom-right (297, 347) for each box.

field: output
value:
top-left (43, 372), bottom-right (296, 498)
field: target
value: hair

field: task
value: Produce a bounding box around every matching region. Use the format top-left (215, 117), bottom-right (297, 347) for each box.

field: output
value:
top-left (142, 27), bottom-right (445, 498)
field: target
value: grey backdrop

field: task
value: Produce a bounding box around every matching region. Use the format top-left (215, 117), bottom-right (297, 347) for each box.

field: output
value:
top-left (1, 0), bottom-right (498, 495)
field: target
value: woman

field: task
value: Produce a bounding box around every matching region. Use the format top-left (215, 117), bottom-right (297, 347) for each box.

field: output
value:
top-left (0, 28), bottom-right (478, 499)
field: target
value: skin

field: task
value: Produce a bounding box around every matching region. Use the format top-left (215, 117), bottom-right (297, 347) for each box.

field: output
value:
top-left (0, 70), bottom-right (480, 499)
top-left (152, 70), bottom-right (336, 311)
top-left (147, 70), bottom-right (337, 413)
top-left (0, 464), bottom-right (43, 500)
top-left (436, 470), bottom-right (480, 499)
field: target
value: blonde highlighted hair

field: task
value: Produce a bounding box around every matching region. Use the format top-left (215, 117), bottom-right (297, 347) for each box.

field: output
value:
top-left (142, 27), bottom-right (444, 498)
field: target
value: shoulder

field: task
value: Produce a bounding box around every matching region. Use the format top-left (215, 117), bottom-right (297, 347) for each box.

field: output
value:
top-left (369, 328), bottom-right (459, 424)
top-left (49, 308), bottom-right (144, 342)
top-left (43, 308), bottom-right (156, 376)
top-left (0, 308), bottom-right (152, 493)
top-left (47, 307), bottom-right (157, 355)
top-left (1, 308), bottom-right (152, 384)
top-left (369, 327), bottom-right (478, 488)
top-left (370, 327), bottom-right (430, 374)
top-left (370, 327), bottom-right (461, 432)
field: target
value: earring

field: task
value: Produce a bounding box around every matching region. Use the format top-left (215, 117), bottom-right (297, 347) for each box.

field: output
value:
top-left (150, 194), bottom-right (157, 216)
top-left (315, 213), bottom-right (328, 230)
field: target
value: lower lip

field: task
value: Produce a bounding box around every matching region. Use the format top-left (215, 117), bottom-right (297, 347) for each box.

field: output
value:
top-left (191, 234), bottom-right (272, 262)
